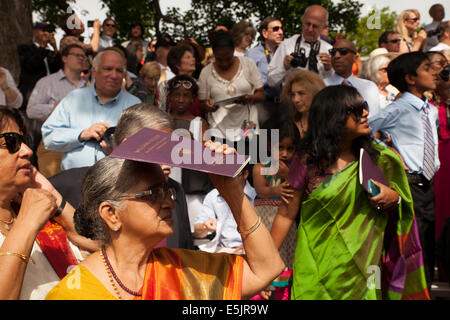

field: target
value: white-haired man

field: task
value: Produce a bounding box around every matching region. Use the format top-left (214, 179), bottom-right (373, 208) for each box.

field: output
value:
top-left (42, 49), bottom-right (141, 170)
top-left (267, 5), bottom-right (333, 87)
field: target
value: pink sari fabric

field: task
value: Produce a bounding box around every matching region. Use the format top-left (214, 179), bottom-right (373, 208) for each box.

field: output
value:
top-left (432, 99), bottom-right (450, 240)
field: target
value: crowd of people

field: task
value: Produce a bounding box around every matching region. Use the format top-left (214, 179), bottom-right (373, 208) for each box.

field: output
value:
top-left (0, 3), bottom-right (449, 300)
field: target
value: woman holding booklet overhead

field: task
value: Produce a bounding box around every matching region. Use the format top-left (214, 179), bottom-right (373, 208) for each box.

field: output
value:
top-left (270, 85), bottom-right (429, 300)
top-left (46, 141), bottom-right (284, 300)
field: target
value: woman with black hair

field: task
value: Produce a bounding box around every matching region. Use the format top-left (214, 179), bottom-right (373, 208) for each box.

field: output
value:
top-left (270, 85), bottom-right (429, 299)
top-left (198, 30), bottom-right (265, 144)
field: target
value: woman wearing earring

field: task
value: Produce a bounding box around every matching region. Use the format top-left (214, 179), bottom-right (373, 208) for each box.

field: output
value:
top-left (395, 9), bottom-right (428, 53)
top-left (46, 153), bottom-right (285, 300)
top-left (270, 85), bottom-right (429, 300)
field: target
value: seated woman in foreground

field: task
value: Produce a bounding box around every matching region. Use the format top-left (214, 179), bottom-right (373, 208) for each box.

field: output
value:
top-left (46, 152), bottom-right (284, 300)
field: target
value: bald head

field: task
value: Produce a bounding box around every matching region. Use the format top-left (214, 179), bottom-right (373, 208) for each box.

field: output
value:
top-left (334, 39), bottom-right (358, 53)
top-left (302, 5), bottom-right (329, 42)
top-left (331, 39), bottom-right (358, 78)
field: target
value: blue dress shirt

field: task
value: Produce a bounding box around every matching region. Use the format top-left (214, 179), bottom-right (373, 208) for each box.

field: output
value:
top-left (324, 73), bottom-right (381, 117)
top-left (246, 43), bottom-right (280, 98)
top-left (194, 181), bottom-right (257, 249)
top-left (42, 86), bottom-right (141, 170)
top-left (369, 92), bottom-right (440, 176)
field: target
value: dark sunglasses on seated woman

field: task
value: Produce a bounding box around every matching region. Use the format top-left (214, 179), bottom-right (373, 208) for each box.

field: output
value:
top-left (0, 132), bottom-right (30, 153)
top-left (329, 48), bottom-right (357, 56)
top-left (347, 101), bottom-right (369, 121)
top-left (110, 183), bottom-right (176, 204)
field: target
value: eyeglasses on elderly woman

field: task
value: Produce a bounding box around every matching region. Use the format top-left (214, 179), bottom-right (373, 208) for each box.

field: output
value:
top-left (108, 183), bottom-right (176, 204)
top-left (0, 132), bottom-right (31, 153)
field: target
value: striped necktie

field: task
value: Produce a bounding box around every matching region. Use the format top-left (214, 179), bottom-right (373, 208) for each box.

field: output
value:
top-left (421, 104), bottom-right (435, 181)
top-left (341, 79), bottom-right (352, 86)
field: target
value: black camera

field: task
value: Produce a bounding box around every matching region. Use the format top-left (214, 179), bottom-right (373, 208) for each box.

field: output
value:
top-left (439, 65), bottom-right (450, 82)
top-left (290, 48), bottom-right (308, 68)
top-left (87, 20), bottom-right (94, 28)
top-left (425, 28), bottom-right (441, 38)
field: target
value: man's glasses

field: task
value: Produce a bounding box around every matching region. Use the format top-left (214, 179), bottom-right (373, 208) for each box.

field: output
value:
top-left (271, 26), bottom-right (283, 32)
top-left (329, 47), bottom-right (357, 57)
top-left (104, 24), bottom-right (116, 28)
top-left (0, 132), bottom-right (30, 153)
top-left (68, 53), bottom-right (87, 60)
top-left (386, 39), bottom-right (401, 44)
top-left (347, 101), bottom-right (369, 121)
top-left (110, 184), bottom-right (176, 204)
top-left (173, 80), bottom-right (193, 90)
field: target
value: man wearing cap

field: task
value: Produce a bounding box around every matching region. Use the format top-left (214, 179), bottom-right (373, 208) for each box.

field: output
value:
top-left (155, 33), bottom-right (176, 82)
top-left (324, 39), bottom-right (381, 117)
top-left (17, 22), bottom-right (61, 108)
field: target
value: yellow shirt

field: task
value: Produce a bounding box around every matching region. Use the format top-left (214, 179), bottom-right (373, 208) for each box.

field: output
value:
top-left (46, 265), bottom-right (116, 300)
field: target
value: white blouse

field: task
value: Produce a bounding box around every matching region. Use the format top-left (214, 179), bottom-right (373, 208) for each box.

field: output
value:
top-left (198, 56), bottom-right (263, 141)
top-left (0, 233), bottom-right (83, 300)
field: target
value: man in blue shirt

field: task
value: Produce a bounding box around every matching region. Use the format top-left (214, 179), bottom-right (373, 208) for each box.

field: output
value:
top-left (246, 17), bottom-right (284, 101)
top-left (369, 51), bottom-right (440, 288)
top-left (42, 49), bottom-right (141, 170)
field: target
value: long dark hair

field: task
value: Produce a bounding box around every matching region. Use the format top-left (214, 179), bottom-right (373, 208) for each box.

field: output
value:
top-left (299, 85), bottom-right (379, 174)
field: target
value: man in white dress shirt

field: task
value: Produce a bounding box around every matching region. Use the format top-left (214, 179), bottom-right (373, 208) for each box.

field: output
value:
top-left (267, 5), bottom-right (333, 88)
top-left (429, 21), bottom-right (450, 52)
top-left (324, 39), bottom-right (381, 117)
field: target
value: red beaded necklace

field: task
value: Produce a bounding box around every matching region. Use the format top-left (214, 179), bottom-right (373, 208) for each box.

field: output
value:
top-left (102, 247), bottom-right (142, 297)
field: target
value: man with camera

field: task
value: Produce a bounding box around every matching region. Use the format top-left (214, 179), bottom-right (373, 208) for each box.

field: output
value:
top-left (267, 5), bottom-right (332, 88)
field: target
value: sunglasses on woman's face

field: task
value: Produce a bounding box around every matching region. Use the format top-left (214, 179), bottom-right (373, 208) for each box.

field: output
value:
top-left (347, 101), bottom-right (369, 121)
top-left (329, 47), bottom-right (356, 57)
top-left (173, 80), bottom-right (193, 90)
top-left (406, 17), bottom-right (419, 22)
top-left (0, 132), bottom-right (30, 153)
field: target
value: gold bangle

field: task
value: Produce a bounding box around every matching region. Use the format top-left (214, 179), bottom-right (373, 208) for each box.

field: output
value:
top-left (237, 216), bottom-right (261, 236)
top-left (0, 251), bottom-right (35, 264)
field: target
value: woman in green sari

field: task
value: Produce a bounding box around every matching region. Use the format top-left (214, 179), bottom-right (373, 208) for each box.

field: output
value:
top-left (271, 85), bottom-right (429, 300)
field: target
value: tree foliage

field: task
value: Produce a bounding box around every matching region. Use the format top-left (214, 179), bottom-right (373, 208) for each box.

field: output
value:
top-left (31, 0), bottom-right (363, 47)
top-left (345, 7), bottom-right (398, 56)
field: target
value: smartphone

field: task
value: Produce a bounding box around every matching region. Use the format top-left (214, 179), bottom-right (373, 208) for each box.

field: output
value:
top-left (368, 180), bottom-right (380, 196)
top-left (87, 20), bottom-right (94, 28)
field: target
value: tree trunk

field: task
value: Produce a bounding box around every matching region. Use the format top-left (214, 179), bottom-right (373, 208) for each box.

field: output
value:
top-left (0, 0), bottom-right (33, 82)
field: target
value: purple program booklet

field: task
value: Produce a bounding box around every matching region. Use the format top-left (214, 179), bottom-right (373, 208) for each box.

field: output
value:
top-left (359, 148), bottom-right (389, 194)
top-left (110, 127), bottom-right (251, 177)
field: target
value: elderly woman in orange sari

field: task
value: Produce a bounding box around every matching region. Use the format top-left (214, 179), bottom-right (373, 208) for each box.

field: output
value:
top-left (46, 148), bottom-right (284, 300)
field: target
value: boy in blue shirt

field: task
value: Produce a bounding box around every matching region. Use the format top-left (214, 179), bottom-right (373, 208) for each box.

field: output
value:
top-left (370, 51), bottom-right (439, 288)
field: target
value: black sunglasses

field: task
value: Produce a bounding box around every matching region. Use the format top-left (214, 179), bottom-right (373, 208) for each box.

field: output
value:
top-left (104, 23), bottom-right (116, 28)
top-left (271, 26), bottom-right (283, 32)
top-left (329, 48), bottom-right (357, 57)
top-left (0, 132), bottom-right (30, 153)
top-left (347, 101), bottom-right (369, 121)
top-left (387, 39), bottom-right (401, 44)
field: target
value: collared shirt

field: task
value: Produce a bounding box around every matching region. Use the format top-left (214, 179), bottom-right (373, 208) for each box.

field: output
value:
top-left (99, 35), bottom-right (115, 52)
top-left (42, 86), bottom-right (141, 170)
top-left (369, 92), bottom-right (440, 175)
top-left (194, 181), bottom-right (257, 249)
top-left (0, 67), bottom-right (22, 109)
top-left (430, 42), bottom-right (450, 52)
top-left (246, 43), bottom-right (280, 98)
top-left (267, 34), bottom-right (333, 87)
top-left (158, 63), bottom-right (175, 83)
top-left (324, 73), bottom-right (381, 117)
top-left (27, 69), bottom-right (87, 121)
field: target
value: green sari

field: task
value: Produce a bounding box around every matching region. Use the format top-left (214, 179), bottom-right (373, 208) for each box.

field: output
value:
top-left (291, 143), bottom-right (429, 300)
